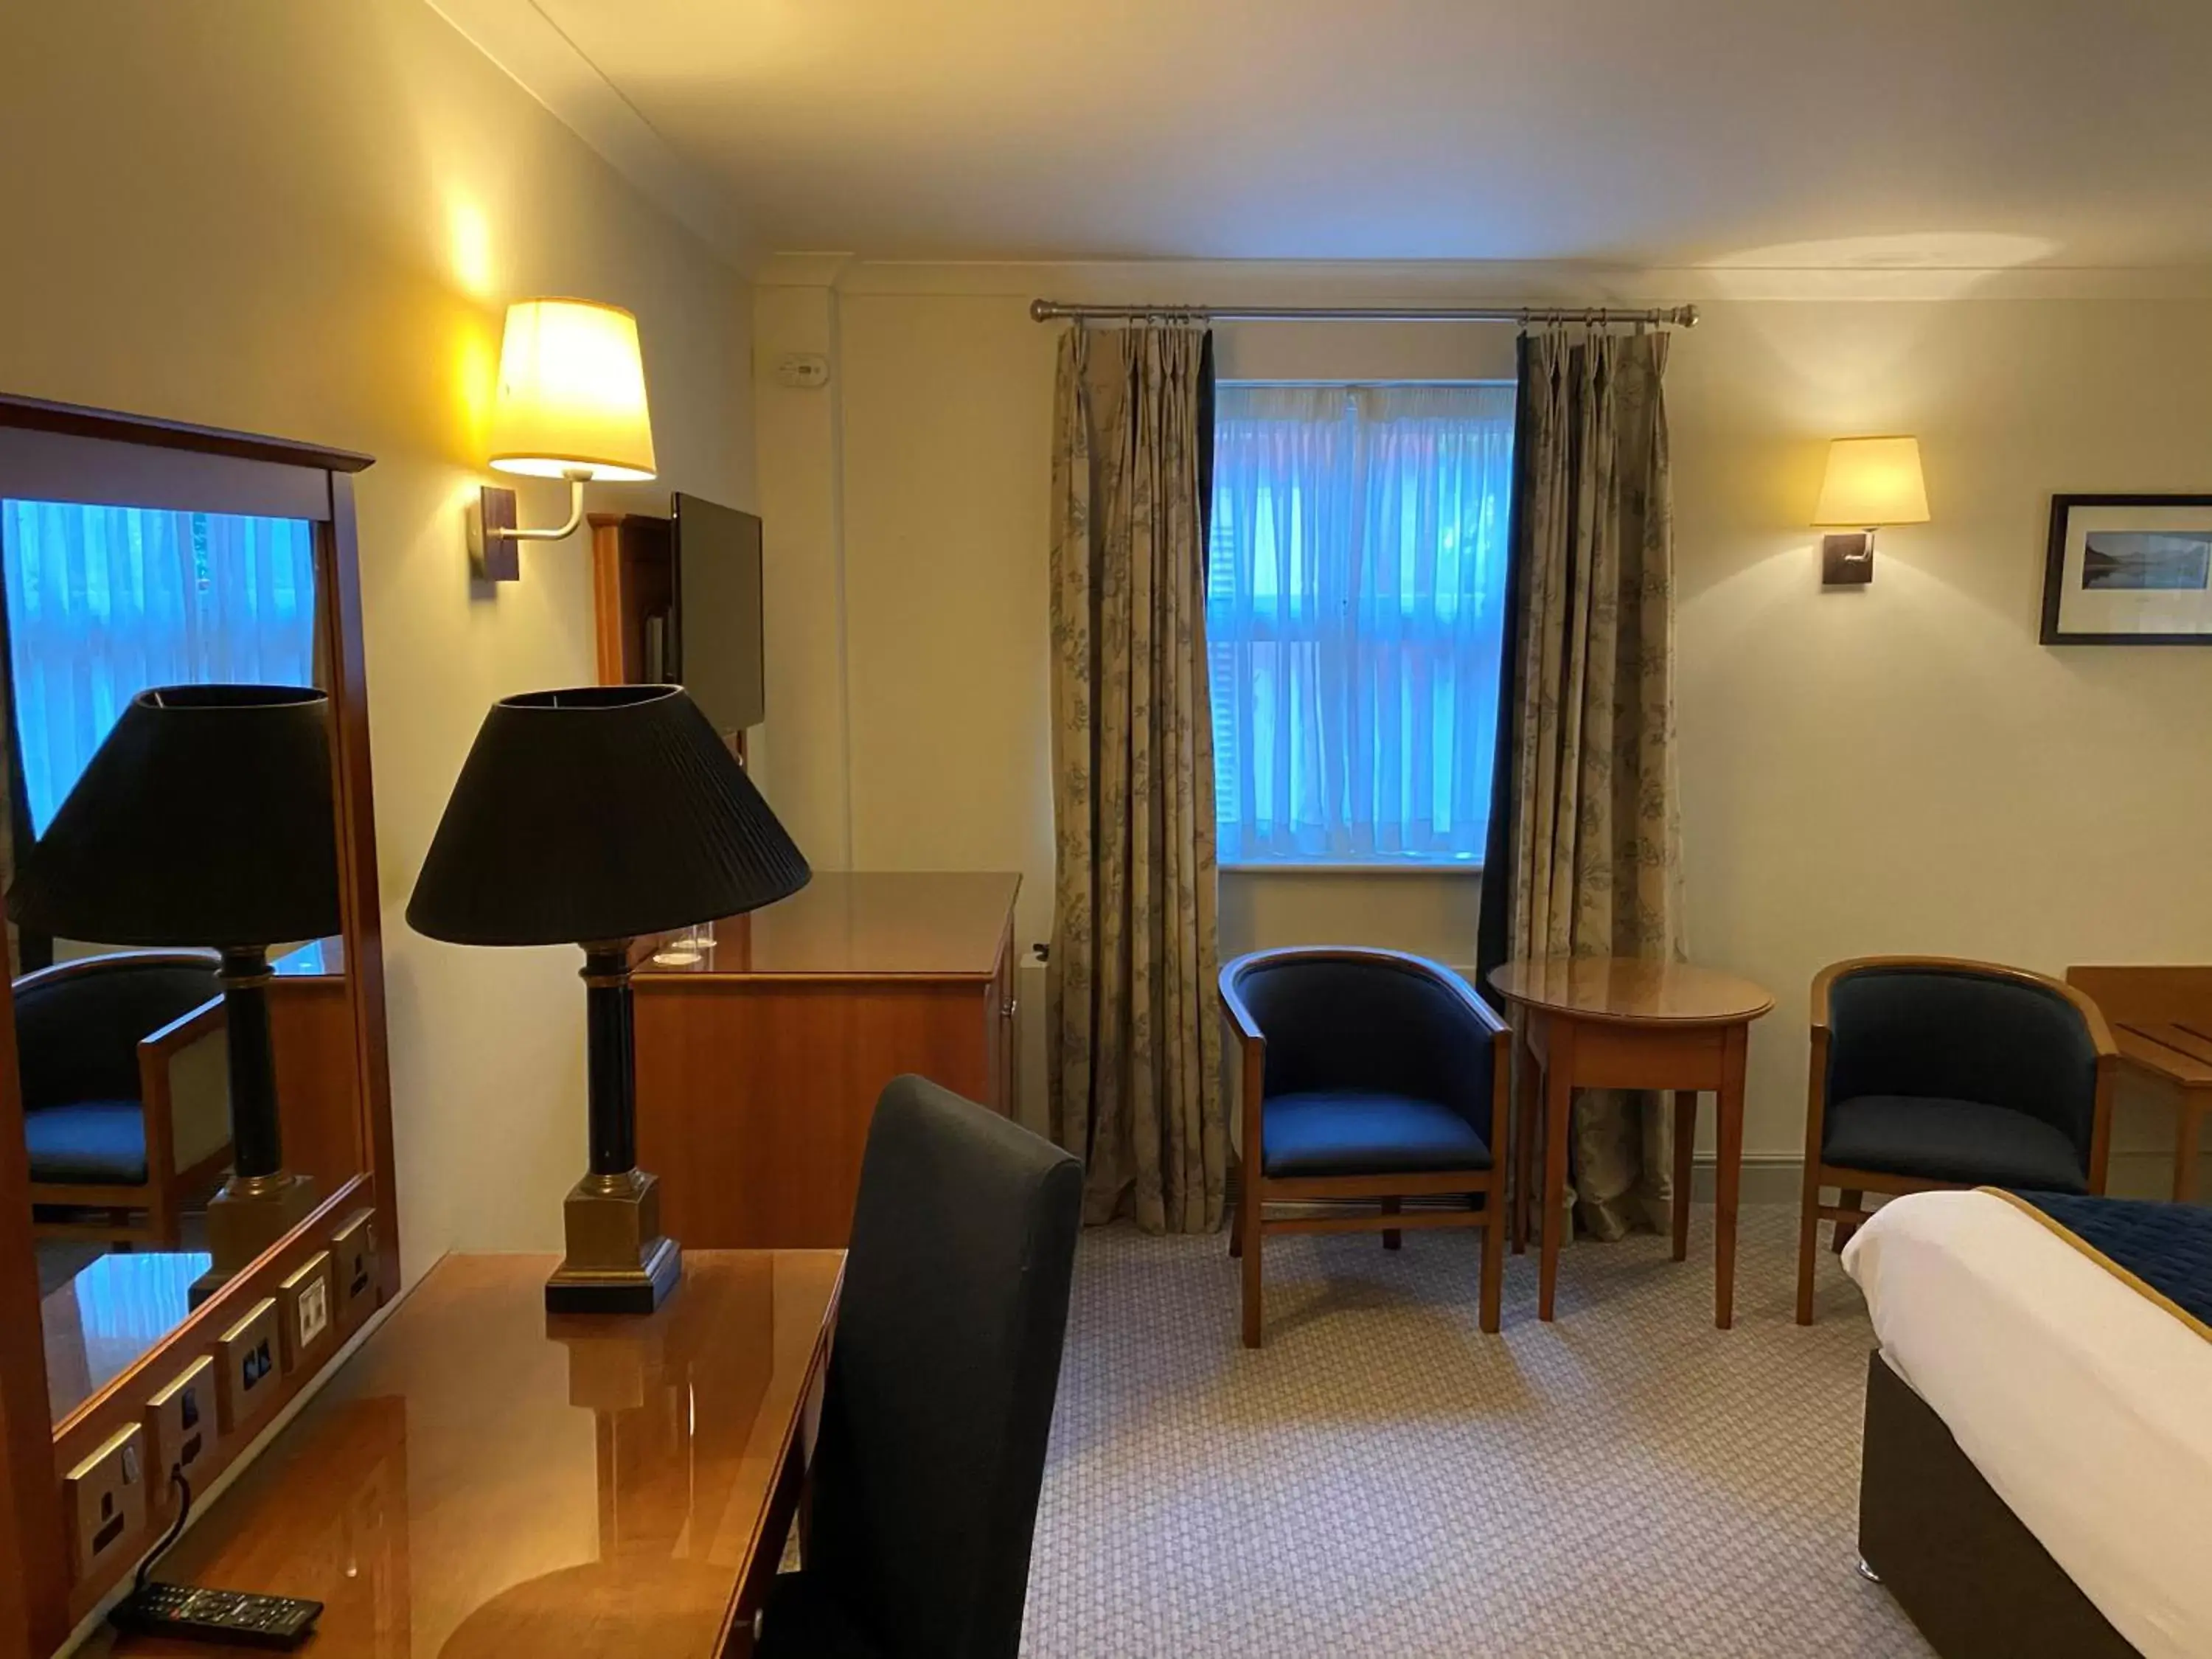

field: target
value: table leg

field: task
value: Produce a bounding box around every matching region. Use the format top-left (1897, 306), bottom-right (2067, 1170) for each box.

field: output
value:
top-left (1671, 1090), bottom-right (1697, 1262)
top-left (1539, 1020), bottom-right (1574, 1323)
top-left (1714, 1022), bottom-right (1747, 1330)
top-left (2175, 1102), bottom-right (2203, 1204)
top-left (1514, 1020), bottom-right (1540, 1255)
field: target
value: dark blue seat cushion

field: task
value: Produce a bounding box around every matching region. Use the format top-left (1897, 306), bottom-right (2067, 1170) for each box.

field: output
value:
top-left (1823, 1095), bottom-right (2088, 1193)
top-left (23, 1101), bottom-right (150, 1184)
top-left (1261, 1091), bottom-right (1492, 1178)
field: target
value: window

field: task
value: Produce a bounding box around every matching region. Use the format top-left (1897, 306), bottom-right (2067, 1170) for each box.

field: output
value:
top-left (1207, 383), bottom-right (1514, 866)
top-left (0, 501), bottom-right (318, 834)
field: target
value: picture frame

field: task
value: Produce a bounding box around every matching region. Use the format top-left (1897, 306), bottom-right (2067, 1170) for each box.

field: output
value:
top-left (2042, 493), bottom-right (2212, 645)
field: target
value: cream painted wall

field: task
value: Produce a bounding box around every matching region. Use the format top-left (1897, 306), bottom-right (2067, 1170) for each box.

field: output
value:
top-left (0, 0), bottom-right (755, 1262)
top-left (758, 263), bottom-right (2212, 1175)
top-left (1670, 297), bottom-right (2212, 1184)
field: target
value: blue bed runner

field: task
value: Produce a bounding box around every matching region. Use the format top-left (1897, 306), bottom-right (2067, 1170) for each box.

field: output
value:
top-left (2011, 1190), bottom-right (2212, 1332)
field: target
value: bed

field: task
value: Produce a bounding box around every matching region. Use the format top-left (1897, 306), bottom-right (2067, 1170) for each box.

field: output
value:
top-left (1842, 1189), bottom-right (2212, 1659)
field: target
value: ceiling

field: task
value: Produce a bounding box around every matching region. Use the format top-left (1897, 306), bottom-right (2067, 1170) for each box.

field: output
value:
top-left (504, 0), bottom-right (2212, 267)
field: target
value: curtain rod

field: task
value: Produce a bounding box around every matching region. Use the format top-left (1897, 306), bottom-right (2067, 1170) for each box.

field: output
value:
top-left (1028, 299), bottom-right (1698, 327)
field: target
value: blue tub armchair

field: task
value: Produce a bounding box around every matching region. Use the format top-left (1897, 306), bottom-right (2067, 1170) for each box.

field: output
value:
top-left (1797, 955), bottom-right (2118, 1324)
top-left (17, 950), bottom-right (231, 1248)
top-left (1220, 947), bottom-right (1509, 1347)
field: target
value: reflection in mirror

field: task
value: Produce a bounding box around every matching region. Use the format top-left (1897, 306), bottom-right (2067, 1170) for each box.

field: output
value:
top-left (0, 500), bottom-right (364, 1424)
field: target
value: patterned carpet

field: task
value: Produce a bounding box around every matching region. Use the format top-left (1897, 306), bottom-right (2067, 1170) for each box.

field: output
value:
top-left (1023, 1203), bottom-right (1933, 1658)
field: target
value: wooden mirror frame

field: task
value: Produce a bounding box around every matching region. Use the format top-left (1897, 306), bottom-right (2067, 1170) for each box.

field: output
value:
top-left (0, 395), bottom-right (400, 1655)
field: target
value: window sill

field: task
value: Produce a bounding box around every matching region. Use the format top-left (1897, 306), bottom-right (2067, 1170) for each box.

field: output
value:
top-left (1220, 863), bottom-right (1484, 877)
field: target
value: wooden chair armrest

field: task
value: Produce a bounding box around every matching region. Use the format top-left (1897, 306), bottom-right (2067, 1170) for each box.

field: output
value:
top-left (139, 995), bottom-right (229, 1181)
top-left (1217, 967), bottom-right (1266, 1048)
top-left (140, 994), bottom-right (227, 1062)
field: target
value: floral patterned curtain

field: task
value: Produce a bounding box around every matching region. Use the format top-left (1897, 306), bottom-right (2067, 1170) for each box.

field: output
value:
top-left (1498, 328), bottom-right (1685, 1240)
top-left (1046, 324), bottom-right (1227, 1234)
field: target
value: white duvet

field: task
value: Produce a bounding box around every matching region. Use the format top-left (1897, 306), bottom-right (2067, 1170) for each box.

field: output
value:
top-left (1843, 1189), bottom-right (2212, 1659)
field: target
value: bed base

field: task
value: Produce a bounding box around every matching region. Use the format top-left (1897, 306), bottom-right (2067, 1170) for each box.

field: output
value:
top-left (1859, 1350), bottom-right (2138, 1658)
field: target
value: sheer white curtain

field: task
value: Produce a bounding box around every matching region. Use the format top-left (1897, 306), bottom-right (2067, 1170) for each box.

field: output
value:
top-left (0, 502), bottom-right (318, 832)
top-left (1207, 383), bottom-right (1515, 863)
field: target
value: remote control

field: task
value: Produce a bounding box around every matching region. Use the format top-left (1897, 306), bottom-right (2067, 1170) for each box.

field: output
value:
top-left (111, 1582), bottom-right (323, 1649)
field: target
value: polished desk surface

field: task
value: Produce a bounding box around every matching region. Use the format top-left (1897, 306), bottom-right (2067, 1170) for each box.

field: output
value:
top-left (1488, 956), bottom-right (1775, 1026)
top-left (44, 1251), bottom-right (212, 1424)
top-left (636, 871), bottom-right (1018, 981)
top-left (93, 1250), bottom-right (844, 1659)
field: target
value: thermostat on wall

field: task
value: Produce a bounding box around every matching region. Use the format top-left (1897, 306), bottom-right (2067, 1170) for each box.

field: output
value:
top-left (773, 352), bottom-right (831, 389)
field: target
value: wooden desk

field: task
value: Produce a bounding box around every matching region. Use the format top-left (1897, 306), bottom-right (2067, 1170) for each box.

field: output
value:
top-left (2067, 964), bottom-right (2212, 1201)
top-left (1488, 956), bottom-right (1774, 1329)
top-left (634, 871), bottom-right (1019, 1247)
top-left (91, 1249), bottom-right (843, 1659)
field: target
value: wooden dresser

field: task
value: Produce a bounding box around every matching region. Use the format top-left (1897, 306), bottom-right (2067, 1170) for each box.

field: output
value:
top-left (633, 871), bottom-right (1020, 1248)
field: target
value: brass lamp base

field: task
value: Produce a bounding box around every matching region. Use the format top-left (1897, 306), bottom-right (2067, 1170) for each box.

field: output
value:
top-left (190, 1171), bottom-right (320, 1307)
top-left (545, 1168), bottom-right (683, 1315)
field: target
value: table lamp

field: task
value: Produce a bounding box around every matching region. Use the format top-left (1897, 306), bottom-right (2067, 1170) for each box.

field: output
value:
top-left (406, 685), bottom-right (808, 1314)
top-left (1814, 435), bottom-right (1930, 585)
top-left (6, 685), bottom-right (341, 1297)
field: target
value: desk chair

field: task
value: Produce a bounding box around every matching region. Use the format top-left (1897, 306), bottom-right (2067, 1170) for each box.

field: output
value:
top-left (757, 1075), bottom-right (1082, 1659)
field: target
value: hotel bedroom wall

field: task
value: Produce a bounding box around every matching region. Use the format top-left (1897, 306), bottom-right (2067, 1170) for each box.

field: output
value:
top-left (759, 268), bottom-right (2212, 1188)
top-left (0, 0), bottom-right (757, 1259)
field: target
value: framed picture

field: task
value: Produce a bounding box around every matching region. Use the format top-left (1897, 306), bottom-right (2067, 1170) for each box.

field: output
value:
top-left (2042, 493), bottom-right (2212, 645)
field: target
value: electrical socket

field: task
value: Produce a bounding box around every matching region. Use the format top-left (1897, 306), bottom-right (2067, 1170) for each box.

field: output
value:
top-left (216, 1298), bottom-right (282, 1436)
top-left (330, 1208), bottom-right (378, 1326)
top-left (65, 1423), bottom-right (148, 1579)
top-left (145, 1356), bottom-right (220, 1492)
top-left (278, 1251), bottom-right (333, 1371)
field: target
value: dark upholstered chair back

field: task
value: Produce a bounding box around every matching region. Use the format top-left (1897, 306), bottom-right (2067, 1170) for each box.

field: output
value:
top-left (807, 1075), bottom-right (1082, 1659)
top-left (1231, 954), bottom-right (1494, 1126)
top-left (12, 953), bottom-right (221, 1113)
top-left (1826, 965), bottom-right (2101, 1164)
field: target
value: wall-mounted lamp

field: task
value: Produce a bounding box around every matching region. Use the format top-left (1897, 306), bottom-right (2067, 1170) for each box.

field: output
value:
top-left (467, 299), bottom-right (657, 582)
top-left (1813, 436), bottom-right (1929, 585)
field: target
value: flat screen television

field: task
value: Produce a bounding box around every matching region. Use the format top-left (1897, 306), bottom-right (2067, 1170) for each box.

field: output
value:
top-left (669, 492), bottom-right (765, 737)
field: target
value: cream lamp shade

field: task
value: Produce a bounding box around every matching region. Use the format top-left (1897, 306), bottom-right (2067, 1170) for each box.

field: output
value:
top-left (1812, 437), bottom-right (1929, 527)
top-left (487, 299), bottom-right (658, 481)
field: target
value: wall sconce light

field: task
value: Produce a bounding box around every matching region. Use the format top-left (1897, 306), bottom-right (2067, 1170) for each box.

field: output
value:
top-left (1813, 436), bottom-right (1929, 585)
top-left (467, 299), bottom-right (658, 582)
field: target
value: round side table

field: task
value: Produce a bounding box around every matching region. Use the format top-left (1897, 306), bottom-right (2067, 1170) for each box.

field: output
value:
top-left (1487, 956), bottom-right (1774, 1328)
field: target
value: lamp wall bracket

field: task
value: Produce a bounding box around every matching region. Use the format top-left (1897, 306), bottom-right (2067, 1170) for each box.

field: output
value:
top-left (467, 471), bottom-right (589, 583)
top-left (1821, 529), bottom-right (1878, 587)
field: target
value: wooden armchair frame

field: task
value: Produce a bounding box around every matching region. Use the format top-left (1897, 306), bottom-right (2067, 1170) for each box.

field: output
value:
top-left (20, 952), bottom-right (232, 1250)
top-left (1796, 954), bottom-right (2118, 1325)
top-left (1220, 947), bottom-right (1510, 1348)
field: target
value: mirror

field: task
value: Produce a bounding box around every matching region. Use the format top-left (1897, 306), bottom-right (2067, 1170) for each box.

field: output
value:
top-left (0, 497), bottom-right (366, 1424)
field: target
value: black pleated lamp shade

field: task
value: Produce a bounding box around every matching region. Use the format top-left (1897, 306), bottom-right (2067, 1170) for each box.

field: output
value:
top-left (7, 685), bottom-right (341, 947)
top-left (406, 685), bottom-right (809, 947)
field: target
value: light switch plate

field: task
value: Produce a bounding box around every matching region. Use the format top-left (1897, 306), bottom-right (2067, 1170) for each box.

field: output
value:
top-left (278, 1251), bottom-right (334, 1371)
top-left (331, 1208), bottom-right (378, 1326)
top-left (65, 1423), bottom-right (148, 1579)
top-left (145, 1356), bottom-right (220, 1491)
top-left (217, 1298), bottom-right (282, 1436)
